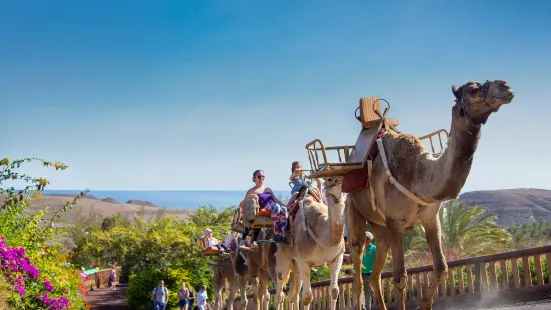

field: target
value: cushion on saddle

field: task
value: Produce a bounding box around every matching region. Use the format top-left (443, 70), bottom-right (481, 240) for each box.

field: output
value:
top-left (342, 141), bottom-right (380, 193)
top-left (258, 209), bottom-right (271, 217)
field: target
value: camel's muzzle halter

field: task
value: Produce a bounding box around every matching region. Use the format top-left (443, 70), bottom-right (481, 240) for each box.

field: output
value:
top-left (457, 80), bottom-right (497, 117)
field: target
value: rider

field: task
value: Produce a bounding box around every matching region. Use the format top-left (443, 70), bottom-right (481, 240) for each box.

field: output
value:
top-left (286, 177), bottom-right (326, 208)
top-left (289, 161), bottom-right (307, 195)
top-left (201, 229), bottom-right (230, 256)
top-left (241, 170), bottom-right (289, 244)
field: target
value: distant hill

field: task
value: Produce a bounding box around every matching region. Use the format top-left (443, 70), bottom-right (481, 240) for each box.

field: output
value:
top-left (23, 194), bottom-right (191, 224)
top-left (458, 188), bottom-right (551, 227)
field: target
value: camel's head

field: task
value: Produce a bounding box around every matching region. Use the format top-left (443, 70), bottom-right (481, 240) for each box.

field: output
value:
top-left (451, 80), bottom-right (514, 125)
top-left (324, 177), bottom-right (343, 200)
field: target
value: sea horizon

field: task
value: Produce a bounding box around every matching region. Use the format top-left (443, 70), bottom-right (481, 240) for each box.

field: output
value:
top-left (43, 189), bottom-right (293, 210)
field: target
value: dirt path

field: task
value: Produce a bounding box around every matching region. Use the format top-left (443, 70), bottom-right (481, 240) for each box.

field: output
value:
top-left (86, 283), bottom-right (128, 310)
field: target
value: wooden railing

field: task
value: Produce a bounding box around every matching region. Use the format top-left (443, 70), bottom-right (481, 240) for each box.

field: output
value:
top-left (232, 245), bottom-right (551, 309)
top-left (83, 267), bottom-right (121, 290)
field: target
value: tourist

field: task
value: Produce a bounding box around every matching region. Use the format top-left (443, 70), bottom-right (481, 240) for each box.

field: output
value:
top-left (196, 285), bottom-right (208, 310)
top-left (241, 170), bottom-right (289, 243)
top-left (177, 282), bottom-right (190, 310)
top-left (188, 287), bottom-right (195, 309)
top-left (361, 232), bottom-right (376, 310)
top-left (151, 280), bottom-right (168, 310)
top-left (109, 265), bottom-right (117, 291)
top-left (289, 161), bottom-right (307, 195)
top-left (201, 228), bottom-right (230, 256)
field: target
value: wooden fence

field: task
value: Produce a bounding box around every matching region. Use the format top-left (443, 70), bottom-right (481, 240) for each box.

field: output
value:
top-left (232, 245), bottom-right (551, 309)
top-left (83, 267), bottom-right (121, 290)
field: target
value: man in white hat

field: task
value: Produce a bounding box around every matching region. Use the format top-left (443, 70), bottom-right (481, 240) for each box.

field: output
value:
top-left (361, 231), bottom-right (376, 310)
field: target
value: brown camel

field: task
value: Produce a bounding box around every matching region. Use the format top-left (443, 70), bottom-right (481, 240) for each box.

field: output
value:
top-left (233, 220), bottom-right (279, 310)
top-left (346, 80), bottom-right (515, 310)
top-left (211, 254), bottom-right (239, 310)
top-left (275, 177), bottom-right (346, 310)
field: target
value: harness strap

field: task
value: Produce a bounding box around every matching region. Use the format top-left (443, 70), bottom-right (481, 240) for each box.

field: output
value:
top-left (376, 139), bottom-right (434, 206)
top-left (367, 160), bottom-right (387, 221)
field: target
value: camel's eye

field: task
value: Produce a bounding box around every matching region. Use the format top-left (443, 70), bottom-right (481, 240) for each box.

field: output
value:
top-left (468, 86), bottom-right (478, 94)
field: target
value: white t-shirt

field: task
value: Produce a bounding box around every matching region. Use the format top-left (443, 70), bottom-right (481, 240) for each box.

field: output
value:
top-left (197, 290), bottom-right (208, 308)
top-left (206, 237), bottom-right (218, 247)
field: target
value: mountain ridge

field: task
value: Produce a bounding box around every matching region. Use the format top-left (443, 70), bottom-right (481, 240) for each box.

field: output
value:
top-left (457, 188), bottom-right (551, 227)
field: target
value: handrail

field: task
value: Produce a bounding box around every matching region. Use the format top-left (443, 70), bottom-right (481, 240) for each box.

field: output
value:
top-left (233, 245), bottom-right (551, 307)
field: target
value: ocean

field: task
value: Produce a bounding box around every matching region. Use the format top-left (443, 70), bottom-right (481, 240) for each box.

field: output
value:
top-left (42, 190), bottom-right (293, 210)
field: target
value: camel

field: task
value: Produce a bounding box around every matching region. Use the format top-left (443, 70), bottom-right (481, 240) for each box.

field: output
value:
top-left (233, 230), bottom-right (278, 310)
top-left (211, 255), bottom-right (239, 310)
top-left (345, 80), bottom-right (515, 310)
top-left (274, 177), bottom-right (346, 310)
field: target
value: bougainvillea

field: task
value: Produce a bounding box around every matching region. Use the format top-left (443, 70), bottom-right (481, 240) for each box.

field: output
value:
top-left (0, 237), bottom-right (70, 309)
top-left (1, 157), bottom-right (89, 309)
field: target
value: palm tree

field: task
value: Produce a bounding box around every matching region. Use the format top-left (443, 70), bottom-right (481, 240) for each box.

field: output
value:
top-left (439, 200), bottom-right (512, 257)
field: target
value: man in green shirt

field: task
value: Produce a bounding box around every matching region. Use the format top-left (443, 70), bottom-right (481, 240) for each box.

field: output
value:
top-left (361, 231), bottom-right (376, 310)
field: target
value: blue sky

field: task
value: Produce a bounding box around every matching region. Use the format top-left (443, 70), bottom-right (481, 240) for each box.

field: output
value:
top-left (1, 1), bottom-right (550, 191)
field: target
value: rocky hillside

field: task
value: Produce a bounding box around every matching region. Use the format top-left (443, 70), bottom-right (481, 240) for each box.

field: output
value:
top-left (458, 188), bottom-right (551, 227)
top-left (23, 194), bottom-right (191, 224)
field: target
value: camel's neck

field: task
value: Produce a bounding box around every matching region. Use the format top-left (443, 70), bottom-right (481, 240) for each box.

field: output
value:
top-left (419, 108), bottom-right (482, 202)
top-left (323, 194), bottom-right (346, 246)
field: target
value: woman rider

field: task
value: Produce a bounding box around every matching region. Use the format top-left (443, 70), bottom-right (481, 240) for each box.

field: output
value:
top-left (241, 170), bottom-right (289, 243)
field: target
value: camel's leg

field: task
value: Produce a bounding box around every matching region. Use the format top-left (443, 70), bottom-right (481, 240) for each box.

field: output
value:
top-left (251, 276), bottom-right (260, 310)
top-left (213, 272), bottom-right (224, 310)
top-left (419, 216), bottom-right (448, 310)
top-left (237, 274), bottom-right (249, 310)
top-left (370, 224), bottom-right (392, 310)
top-left (389, 229), bottom-right (407, 310)
top-left (258, 274), bottom-right (270, 310)
top-left (346, 198), bottom-right (367, 310)
top-left (328, 253), bottom-right (344, 310)
top-left (226, 277), bottom-right (239, 310)
top-left (297, 261), bottom-right (313, 310)
top-left (289, 270), bottom-right (302, 310)
top-left (275, 252), bottom-right (293, 310)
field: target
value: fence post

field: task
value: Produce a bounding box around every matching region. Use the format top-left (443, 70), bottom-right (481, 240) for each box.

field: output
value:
top-left (474, 264), bottom-right (481, 299)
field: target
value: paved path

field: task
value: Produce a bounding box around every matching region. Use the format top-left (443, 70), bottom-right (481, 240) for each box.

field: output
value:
top-left (87, 284), bottom-right (128, 310)
top-left (448, 299), bottom-right (551, 310)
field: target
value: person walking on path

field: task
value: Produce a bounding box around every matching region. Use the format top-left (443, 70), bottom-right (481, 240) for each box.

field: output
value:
top-left (196, 285), bottom-right (208, 310)
top-left (178, 282), bottom-right (190, 310)
top-left (109, 265), bottom-right (117, 291)
top-left (361, 231), bottom-right (376, 310)
top-left (188, 288), bottom-right (195, 309)
top-left (152, 280), bottom-right (169, 310)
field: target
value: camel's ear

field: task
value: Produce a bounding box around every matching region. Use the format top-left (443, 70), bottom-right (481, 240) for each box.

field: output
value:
top-left (451, 85), bottom-right (462, 100)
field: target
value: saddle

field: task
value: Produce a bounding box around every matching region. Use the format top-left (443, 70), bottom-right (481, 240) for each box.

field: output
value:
top-left (286, 186), bottom-right (323, 232)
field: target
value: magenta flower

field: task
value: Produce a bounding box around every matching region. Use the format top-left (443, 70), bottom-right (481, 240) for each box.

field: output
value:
top-left (0, 237), bottom-right (70, 309)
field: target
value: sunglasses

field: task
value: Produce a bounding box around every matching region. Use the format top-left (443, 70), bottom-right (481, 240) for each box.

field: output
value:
top-left (256, 175), bottom-right (265, 179)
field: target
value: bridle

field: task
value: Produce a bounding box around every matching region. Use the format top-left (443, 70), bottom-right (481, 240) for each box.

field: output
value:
top-left (456, 80), bottom-right (498, 118)
top-left (324, 177), bottom-right (343, 203)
